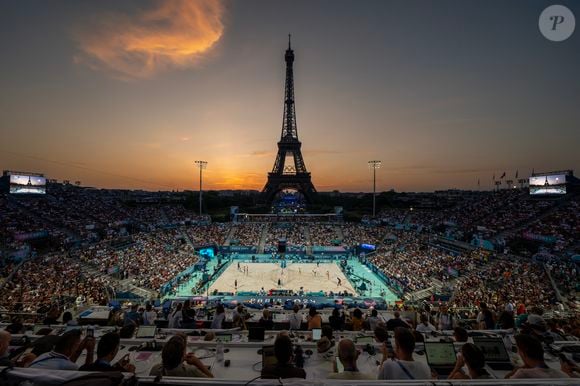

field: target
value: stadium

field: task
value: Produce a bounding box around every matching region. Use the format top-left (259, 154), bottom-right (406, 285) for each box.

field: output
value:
top-left (1, 2), bottom-right (580, 385)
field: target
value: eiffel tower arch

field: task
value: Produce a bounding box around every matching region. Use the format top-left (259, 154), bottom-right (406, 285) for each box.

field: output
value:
top-left (262, 36), bottom-right (317, 204)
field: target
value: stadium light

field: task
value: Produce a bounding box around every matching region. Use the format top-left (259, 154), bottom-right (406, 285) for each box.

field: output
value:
top-left (195, 160), bottom-right (208, 216)
top-left (368, 160), bottom-right (381, 217)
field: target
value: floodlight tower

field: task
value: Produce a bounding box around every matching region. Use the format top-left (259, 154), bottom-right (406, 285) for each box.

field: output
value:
top-left (195, 161), bottom-right (208, 216)
top-left (368, 160), bottom-right (381, 217)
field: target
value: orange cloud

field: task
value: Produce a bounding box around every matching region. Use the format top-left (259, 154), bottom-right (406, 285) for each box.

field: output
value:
top-left (74, 0), bottom-right (225, 79)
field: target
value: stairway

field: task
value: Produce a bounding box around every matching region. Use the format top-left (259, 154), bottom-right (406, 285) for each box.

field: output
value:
top-left (258, 224), bottom-right (269, 254)
top-left (223, 225), bottom-right (237, 246)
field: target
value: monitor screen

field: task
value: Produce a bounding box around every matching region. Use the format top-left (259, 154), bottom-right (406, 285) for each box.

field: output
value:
top-left (249, 327), bottom-right (265, 342)
top-left (312, 328), bottom-right (322, 341)
top-left (473, 338), bottom-right (510, 362)
top-left (425, 342), bottom-right (457, 366)
top-left (136, 326), bottom-right (157, 338)
top-left (529, 174), bottom-right (567, 195)
top-left (216, 334), bottom-right (232, 343)
top-left (356, 336), bottom-right (375, 344)
top-left (9, 174), bottom-right (46, 194)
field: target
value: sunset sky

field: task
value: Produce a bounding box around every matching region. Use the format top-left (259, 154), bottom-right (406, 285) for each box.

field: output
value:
top-left (1, 0), bottom-right (579, 192)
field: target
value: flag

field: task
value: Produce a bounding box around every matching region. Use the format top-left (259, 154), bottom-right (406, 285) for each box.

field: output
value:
top-left (493, 174), bottom-right (495, 181)
top-left (500, 172), bottom-right (506, 179)
top-left (477, 178), bottom-right (480, 187)
top-left (515, 170), bottom-right (518, 179)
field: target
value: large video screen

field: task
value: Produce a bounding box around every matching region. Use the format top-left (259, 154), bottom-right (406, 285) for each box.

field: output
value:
top-left (529, 174), bottom-right (566, 195)
top-left (9, 174), bottom-right (46, 194)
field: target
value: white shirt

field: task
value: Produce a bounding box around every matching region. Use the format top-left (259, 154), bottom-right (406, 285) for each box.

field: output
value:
top-left (416, 322), bottom-right (436, 333)
top-left (211, 312), bottom-right (225, 329)
top-left (143, 311), bottom-right (157, 326)
top-left (378, 359), bottom-right (432, 380)
top-left (288, 312), bottom-right (303, 330)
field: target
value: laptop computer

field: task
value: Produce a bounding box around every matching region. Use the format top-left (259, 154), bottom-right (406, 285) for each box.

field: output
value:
top-left (136, 326), bottom-right (157, 338)
top-left (356, 336), bottom-right (375, 344)
top-left (249, 327), bottom-right (265, 342)
top-left (472, 337), bottom-right (514, 370)
top-left (424, 341), bottom-right (457, 377)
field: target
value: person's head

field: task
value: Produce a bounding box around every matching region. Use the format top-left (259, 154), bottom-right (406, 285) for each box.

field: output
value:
top-left (453, 327), bottom-right (469, 342)
top-left (420, 314), bottom-right (429, 325)
top-left (480, 302), bottom-right (488, 311)
top-left (174, 303), bottom-right (182, 312)
top-left (0, 330), bottom-right (11, 356)
top-left (161, 335), bottom-right (187, 370)
top-left (321, 325), bottom-right (333, 340)
top-left (119, 324), bottom-right (136, 339)
top-left (62, 311), bottom-right (73, 324)
top-left (293, 305), bottom-right (300, 314)
top-left (337, 339), bottom-right (358, 369)
top-left (146, 304), bottom-right (152, 312)
top-left (131, 304), bottom-right (138, 312)
top-left (393, 311), bottom-right (401, 319)
top-left (274, 335), bottom-right (294, 365)
top-left (352, 308), bottom-right (363, 319)
top-left (461, 343), bottom-right (487, 377)
top-left (371, 309), bottom-right (378, 317)
top-left (309, 307), bottom-right (317, 317)
top-left (97, 332), bottom-right (121, 360)
top-left (374, 325), bottom-right (389, 343)
top-left (332, 308), bottom-right (340, 317)
top-left (262, 309), bottom-right (271, 319)
top-left (515, 334), bottom-right (545, 365)
top-left (55, 329), bottom-right (82, 357)
top-left (393, 327), bottom-right (415, 359)
top-left (216, 304), bottom-right (225, 315)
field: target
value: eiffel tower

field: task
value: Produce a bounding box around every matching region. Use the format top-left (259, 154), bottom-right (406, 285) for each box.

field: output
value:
top-left (262, 36), bottom-right (317, 204)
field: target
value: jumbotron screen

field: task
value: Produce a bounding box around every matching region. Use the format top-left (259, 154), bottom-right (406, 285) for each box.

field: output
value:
top-left (9, 174), bottom-right (46, 194)
top-left (529, 174), bottom-right (566, 195)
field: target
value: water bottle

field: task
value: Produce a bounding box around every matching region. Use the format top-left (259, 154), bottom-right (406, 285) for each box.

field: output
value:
top-left (216, 342), bottom-right (224, 362)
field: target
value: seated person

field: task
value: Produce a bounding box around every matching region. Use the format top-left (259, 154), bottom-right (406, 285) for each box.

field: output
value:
top-left (317, 326), bottom-right (335, 353)
top-left (261, 335), bottom-right (306, 379)
top-left (149, 335), bottom-right (213, 378)
top-left (448, 343), bottom-right (492, 379)
top-left (62, 311), bottom-right (78, 326)
top-left (386, 311), bottom-right (410, 331)
top-left (329, 308), bottom-right (345, 331)
top-left (0, 330), bottom-right (12, 367)
top-left (79, 332), bottom-right (135, 372)
top-left (328, 338), bottom-right (374, 379)
top-left (210, 304), bottom-right (225, 330)
top-left (453, 327), bottom-right (469, 342)
top-left (366, 309), bottom-right (382, 332)
top-left (29, 329), bottom-right (94, 370)
top-left (259, 309), bottom-right (274, 330)
top-left (415, 314), bottom-right (436, 334)
top-left (350, 308), bottom-right (364, 331)
top-left (307, 307), bottom-right (322, 330)
top-left (506, 334), bottom-right (569, 379)
top-left (288, 305), bottom-right (303, 330)
top-left (378, 327), bottom-right (431, 380)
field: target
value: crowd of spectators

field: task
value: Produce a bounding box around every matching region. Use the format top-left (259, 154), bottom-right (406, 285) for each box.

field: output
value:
top-left (78, 230), bottom-right (197, 291)
top-left (0, 253), bottom-right (112, 313)
top-left (228, 223), bottom-right (263, 246)
top-left (450, 258), bottom-right (557, 310)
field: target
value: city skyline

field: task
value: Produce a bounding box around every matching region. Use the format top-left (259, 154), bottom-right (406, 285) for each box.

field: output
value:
top-left (1, 0), bottom-right (579, 192)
